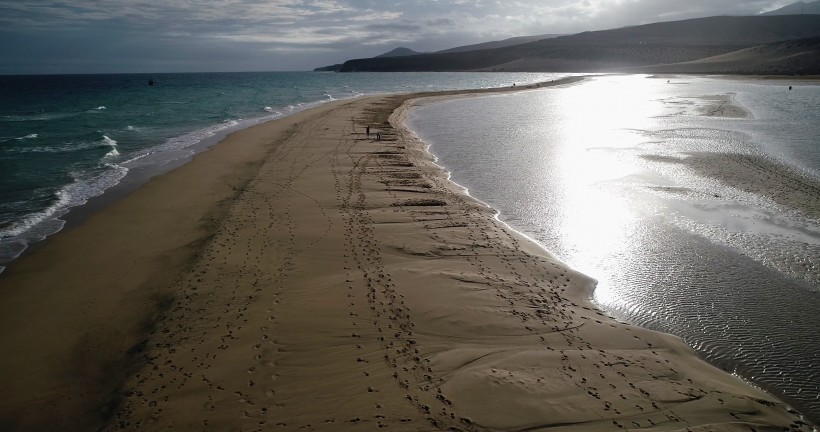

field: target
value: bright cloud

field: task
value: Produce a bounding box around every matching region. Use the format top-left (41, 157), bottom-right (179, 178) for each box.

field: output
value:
top-left (0, 0), bottom-right (797, 73)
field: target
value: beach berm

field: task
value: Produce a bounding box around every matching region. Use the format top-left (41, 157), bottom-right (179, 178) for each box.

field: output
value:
top-left (0, 79), bottom-right (812, 431)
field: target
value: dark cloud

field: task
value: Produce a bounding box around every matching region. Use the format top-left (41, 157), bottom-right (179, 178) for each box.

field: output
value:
top-left (365, 22), bottom-right (423, 32)
top-left (0, 0), bottom-right (794, 73)
top-left (426, 17), bottom-right (456, 26)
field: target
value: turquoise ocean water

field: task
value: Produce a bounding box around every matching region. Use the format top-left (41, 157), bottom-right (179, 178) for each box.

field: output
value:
top-left (0, 71), bottom-right (566, 270)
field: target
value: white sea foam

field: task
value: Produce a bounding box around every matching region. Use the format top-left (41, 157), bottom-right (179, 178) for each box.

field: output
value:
top-left (101, 135), bottom-right (117, 146)
top-left (15, 133), bottom-right (38, 140)
top-left (0, 190), bottom-right (70, 240)
top-left (102, 135), bottom-right (120, 158)
top-left (95, 106), bottom-right (106, 110)
top-left (120, 151), bottom-right (151, 165)
top-left (0, 163), bottom-right (129, 263)
top-left (13, 133), bottom-right (123, 156)
top-left (121, 119), bottom-right (241, 170)
top-left (263, 106), bottom-right (283, 117)
top-left (10, 139), bottom-right (104, 154)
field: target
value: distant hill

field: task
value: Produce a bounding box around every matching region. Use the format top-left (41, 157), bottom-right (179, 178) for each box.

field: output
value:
top-left (375, 47), bottom-right (425, 58)
top-left (339, 15), bottom-right (820, 74)
top-left (314, 64), bottom-right (343, 72)
top-left (435, 34), bottom-right (563, 54)
top-left (760, 1), bottom-right (820, 15)
top-left (623, 37), bottom-right (820, 75)
top-left (313, 34), bottom-right (564, 71)
top-left (314, 47), bottom-right (424, 70)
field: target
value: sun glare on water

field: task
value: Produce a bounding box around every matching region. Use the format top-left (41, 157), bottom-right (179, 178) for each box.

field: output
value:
top-left (547, 76), bottom-right (669, 305)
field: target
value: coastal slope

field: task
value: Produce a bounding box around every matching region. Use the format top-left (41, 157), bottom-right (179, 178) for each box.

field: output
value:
top-left (0, 81), bottom-right (813, 431)
top-left (624, 37), bottom-right (820, 75)
top-left (338, 15), bottom-right (820, 73)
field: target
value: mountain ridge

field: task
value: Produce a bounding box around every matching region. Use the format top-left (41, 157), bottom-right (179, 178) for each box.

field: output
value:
top-left (312, 36), bottom-right (563, 71)
top-left (375, 47), bottom-right (424, 58)
top-left (435, 34), bottom-right (563, 54)
top-left (620, 36), bottom-right (820, 75)
top-left (761, 0), bottom-right (820, 15)
top-left (338, 15), bottom-right (820, 74)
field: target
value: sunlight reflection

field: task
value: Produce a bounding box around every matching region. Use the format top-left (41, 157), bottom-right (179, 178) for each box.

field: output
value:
top-left (549, 76), bottom-right (666, 306)
top-left (411, 76), bottom-right (820, 420)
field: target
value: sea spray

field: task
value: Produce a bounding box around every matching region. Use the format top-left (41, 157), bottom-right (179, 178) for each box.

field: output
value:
top-left (102, 135), bottom-right (120, 158)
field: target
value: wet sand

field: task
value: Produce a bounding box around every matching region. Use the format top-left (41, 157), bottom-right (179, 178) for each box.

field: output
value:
top-left (680, 152), bottom-right (820, 220)
top-left (0, 79), bottom-right (813, 431)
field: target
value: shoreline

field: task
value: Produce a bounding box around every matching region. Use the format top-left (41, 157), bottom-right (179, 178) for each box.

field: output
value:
top-left (0, 78), bottom-right (813, 431)
top-left (406, 75), bottom-right (820, 423)
top-left (0, 93), bottom-right (367, 273)
top-left (0, 74), bottom-right (574, 273)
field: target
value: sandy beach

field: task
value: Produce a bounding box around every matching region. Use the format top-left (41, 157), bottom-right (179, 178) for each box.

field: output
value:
top-left (0, 79), bottom-right (813, 431)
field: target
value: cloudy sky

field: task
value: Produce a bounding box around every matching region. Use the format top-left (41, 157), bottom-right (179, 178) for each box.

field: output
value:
top-left (0, 0), bottom-right (796, 74)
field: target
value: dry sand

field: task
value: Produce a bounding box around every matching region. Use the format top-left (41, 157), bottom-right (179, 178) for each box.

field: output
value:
top-left (0, 79), bottom-right (814, 431)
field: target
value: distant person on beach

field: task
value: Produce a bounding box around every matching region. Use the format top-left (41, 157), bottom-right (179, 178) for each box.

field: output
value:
top-left (789, 86), bottom-right (793, 90)
top-left (366, 125), bottom-right (370, 137)
top-left (376, 132), bottom-right (381, 141)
